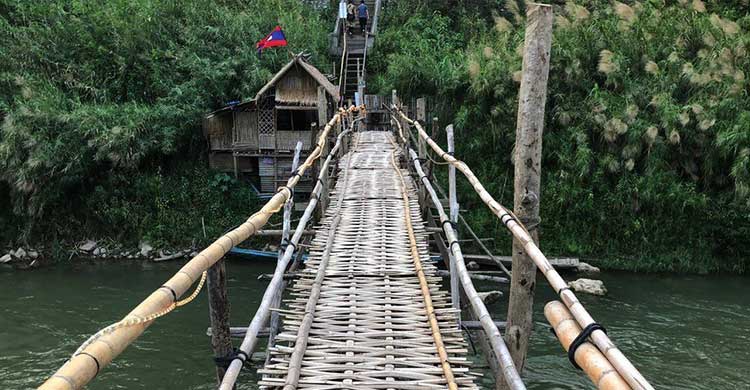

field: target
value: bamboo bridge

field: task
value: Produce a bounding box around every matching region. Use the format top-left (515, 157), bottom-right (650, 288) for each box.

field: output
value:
top-left (38, 4), bottom-right (655, 390)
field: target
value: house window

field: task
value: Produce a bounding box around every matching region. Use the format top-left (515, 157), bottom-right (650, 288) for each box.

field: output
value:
top-left (276, 109), bottom-right (317, 131)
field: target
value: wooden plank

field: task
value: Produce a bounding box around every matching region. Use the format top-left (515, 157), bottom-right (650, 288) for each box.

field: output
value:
top-left (207, 259), bottom-right (232, 383)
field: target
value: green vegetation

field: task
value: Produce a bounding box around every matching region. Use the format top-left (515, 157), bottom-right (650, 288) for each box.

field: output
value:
top-left (0, 0), bottom-right (331, 250)
top-left (1, 0), bottom-right (748, 273)
top-left (371, 0), bottom-right (750, 273)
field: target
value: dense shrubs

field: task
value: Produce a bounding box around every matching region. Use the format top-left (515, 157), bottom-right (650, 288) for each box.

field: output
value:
top-left (371, 0), bottom-right (750, 272)
top-left (0, 0), bottom-right (330, 245)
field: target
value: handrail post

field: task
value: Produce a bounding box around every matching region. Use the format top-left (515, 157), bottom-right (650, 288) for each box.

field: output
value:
top-left (207, 258), bottom-right (232, 383)
top-left (506, 3), bottom-right (553, 374)
top-left (446, 124), bottom-right (460, 325)
top-left (264, 141), bottom-right (303, 365)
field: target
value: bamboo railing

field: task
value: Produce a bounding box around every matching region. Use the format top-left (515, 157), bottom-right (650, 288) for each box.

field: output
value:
top-left (218, 111), bottom-right (363, 390)
top-left (394, 106), bottom-right (654, 390)
top-left (38, 107), bottom-right (359, 390)
top-left (389, 115), bottom-right (525, 389)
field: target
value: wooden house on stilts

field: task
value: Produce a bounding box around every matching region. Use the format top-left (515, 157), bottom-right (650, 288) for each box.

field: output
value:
top-left (203, 55), bottom-right (339, 195)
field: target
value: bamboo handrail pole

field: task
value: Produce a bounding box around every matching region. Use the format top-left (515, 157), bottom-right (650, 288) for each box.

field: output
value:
top-left (387, 137), bottom-right (458, 390)
top-left (406, 147), bottom-right (525, 390)
top-left (218, 116), bottom-right (359, 390)
top-left (38, 109), bottom-right (350, 390)
top-left (395, 107), bottom-right (654, 390)
top-left (545, 301), bottom-right (632, 390)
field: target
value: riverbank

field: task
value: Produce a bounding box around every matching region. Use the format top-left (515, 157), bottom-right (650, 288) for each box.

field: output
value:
top-left (2, 261), bottom-right (747, 389)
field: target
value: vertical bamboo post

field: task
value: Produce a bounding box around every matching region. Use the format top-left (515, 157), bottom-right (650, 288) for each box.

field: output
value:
top-left (207, 259), bottom-right (232, 383)
top-left (266, 141), bottom-right (302, 365)
top-left (446, 124), bottom-right (461, 325)
top-left (416, 98), bottom-right (427, 209)
top-left (505, 3), bottom-right (553, 373)
top-left (318, 86), bottom-right (329, 156)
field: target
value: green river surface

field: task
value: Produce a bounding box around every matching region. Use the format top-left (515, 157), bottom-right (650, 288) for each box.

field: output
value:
top-left (1, 259), bottom-right (748, 389)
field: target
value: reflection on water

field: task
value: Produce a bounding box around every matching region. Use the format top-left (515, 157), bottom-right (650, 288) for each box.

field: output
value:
top-left (1, 261), bottom-right (748, 389)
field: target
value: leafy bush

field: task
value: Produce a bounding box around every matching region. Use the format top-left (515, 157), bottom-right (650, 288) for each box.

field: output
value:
top-left (372, 0), bottom-right (750, 273)
top-left (0, 0), bottom-right (329, 245)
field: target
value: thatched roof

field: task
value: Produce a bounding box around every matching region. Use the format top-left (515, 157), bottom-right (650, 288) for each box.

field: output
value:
top-left (254, 56), bottom-right (339, 104)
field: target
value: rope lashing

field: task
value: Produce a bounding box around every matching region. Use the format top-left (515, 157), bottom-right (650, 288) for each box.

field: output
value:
top-left (567, 323), bottom-right (608, 370)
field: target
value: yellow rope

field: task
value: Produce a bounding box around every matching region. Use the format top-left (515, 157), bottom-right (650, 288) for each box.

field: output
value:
top-left (73, 270), bottom-right (208, 358)
top-left (387, 135), bottom-right (458, 390)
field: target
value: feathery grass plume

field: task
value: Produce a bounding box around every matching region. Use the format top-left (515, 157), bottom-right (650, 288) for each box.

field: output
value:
top-left (668, 52), bottom-right (680, 63)
top-left (622, 144), bottom-right (641, 159)
top-left (697, 49), bottom-right (709, 59)
top-left (598, 49), bottom-right (618, 74)
top-left (675, 37), bottom-right (686, 48)
top-left (703, 33), bottom-right (716, 46)
top-left (21, 87), bottom-right (32, 99)
top-left (604, 117), bottom-right (627, 142)
top-left (555, 15), bottom-right (572, 29)
top-left (735, 70), bottom-right (745, 82)
top-left (710, 14), bottom-right (723, 30)
top-left (721, 48), bottom-right (734, 63)
top-left (736, 45), bottom-right (747, 58)
top-left (682, 62), bottom-right (695, 76)
top-left (699, 118), bottom-right (715, 130)
top-left (679, 112), bottom-right (691, 126)
top-left (645, 60), bottom-right (659, 74)
top-left (691, 104), bottom-right (704, 115)
top-left (512, 70), bottom-right (522, 83)
top-left (483, 46), bottom-right (494, 59)
top-left (678, 0), bottom-right (688, 5)
top-left (613, 1), bottom-right (636, 23)
top-left (506, 0), bottom-right (521, 23)
top-left (468, 59), bottom-right (481, 78)
top-left (692, 0), bottom-right (706, 12)
top-left (625, 158), bottom-right (635, 171)
top-left (565, 2), bottom-right (590, 21)
top-left (645, 126), bottom-right (659, 145)
top-left (719, 17), bottom-right (739, 36)
top-left (669, 129), bottom-right (681, 144)
top-left (494, 16), bottom-right (512, 33)
top-left (606, 158), bottom-right (621, 173)
top-left (626, 104), bottom-right (639, 123)
top-left (594, 113), bottom-right (607, 124)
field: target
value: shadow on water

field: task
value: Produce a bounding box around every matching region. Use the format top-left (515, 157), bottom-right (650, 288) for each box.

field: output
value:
top-left (1, 261), bottom-right (748, 389)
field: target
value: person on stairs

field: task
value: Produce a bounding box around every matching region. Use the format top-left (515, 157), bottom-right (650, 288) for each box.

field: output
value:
top-left (357, 0), bottom-right (369, 36)
top-left (346, 0), bottom-right (356, 35)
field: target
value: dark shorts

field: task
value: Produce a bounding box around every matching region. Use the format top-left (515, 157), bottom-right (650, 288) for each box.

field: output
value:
top-left (359, 17), bottom-right (367, 30)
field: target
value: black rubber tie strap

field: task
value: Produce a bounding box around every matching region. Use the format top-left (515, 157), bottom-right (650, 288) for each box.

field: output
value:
top-left (160, 285), bottom-right (178, 302)
top-left (449, 240), bottom-right (460, 253)
top-left (235, 350), bottom-right (249, 363)
top-left (557, 286), bottom-right (571, 296)
top-left (76, 352), bottom-right (100, 376)
top-left (567, 323), bottom-right (607, 370)
top-left (441, 219), bottom-right (454, 231)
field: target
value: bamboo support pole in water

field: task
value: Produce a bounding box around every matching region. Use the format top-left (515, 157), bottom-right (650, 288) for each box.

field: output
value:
top-left (545, 301), bottom-right (631, 390)
top-left (507, 3), bottom-right (553, 372)
top-left (394, 106), bottom-right (654, 390)
top-left (207, 258), bottom-right (232, 383)
top-left (38, 108), bottom-right (354, 390)
top-left (218, 112), bottom-right (360, 390)
top-left (400, 137), bottom-right (525, 390)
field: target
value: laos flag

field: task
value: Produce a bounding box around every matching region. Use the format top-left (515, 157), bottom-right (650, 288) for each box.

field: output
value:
top-left (256, 26), bottom-right (288, 57)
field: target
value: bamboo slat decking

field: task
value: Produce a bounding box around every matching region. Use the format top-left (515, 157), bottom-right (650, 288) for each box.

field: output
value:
top-left (258, 131), bottom-right (478, 389)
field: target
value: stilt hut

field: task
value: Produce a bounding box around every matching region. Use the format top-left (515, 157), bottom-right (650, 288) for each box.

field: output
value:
top-left (203, 56), bottom-right (339, 194)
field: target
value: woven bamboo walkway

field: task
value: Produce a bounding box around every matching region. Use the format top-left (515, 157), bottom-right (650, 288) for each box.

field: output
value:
top-left (258, 131), bottom-right (479, 389)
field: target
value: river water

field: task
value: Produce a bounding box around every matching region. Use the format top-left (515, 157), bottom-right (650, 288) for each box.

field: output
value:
top-left (1, 260), bottom-right (748, 389)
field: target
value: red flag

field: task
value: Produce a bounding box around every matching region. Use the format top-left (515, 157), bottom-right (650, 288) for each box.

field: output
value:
top-left (257, 26), bottom-right (288, 54)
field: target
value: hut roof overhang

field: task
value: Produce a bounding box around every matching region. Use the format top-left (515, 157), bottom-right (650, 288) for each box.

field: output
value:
top-left (254, 56), bottom-right (339, 105)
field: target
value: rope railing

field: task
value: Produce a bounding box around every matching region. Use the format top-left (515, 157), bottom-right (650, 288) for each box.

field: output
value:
top-left (393, 106), bottom-right (654, 390)
top-left (218, 108), bottom-right (365, 390)
top-left (38, 106), bottom-right (361, 390)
